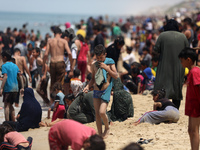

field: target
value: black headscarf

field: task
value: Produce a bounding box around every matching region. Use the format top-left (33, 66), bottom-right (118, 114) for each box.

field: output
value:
top-left (17, 88), bottom-right (42, 132)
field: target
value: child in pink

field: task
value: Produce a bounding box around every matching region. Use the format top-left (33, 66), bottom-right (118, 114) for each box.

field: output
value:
top-left (48, 119), bottom-right (105, 150)
top-left (179, 47), bottom-right (200, 150)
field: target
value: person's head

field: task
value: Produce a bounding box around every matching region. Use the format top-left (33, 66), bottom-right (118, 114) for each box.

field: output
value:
top-left (114, 36), bottom-right (125, 49)
top-left (178, 47), bottom-right (197, 68)
top-left (54, 27), bottom-right (62, 35)
top-left (151, 89), bottom-right (166, 101)
top-left (14, 48), bottom-right (21, 56)
top-left (131, 67), bottom-right (140, 77)
top-left (40, 40), bottom-right (46, 49)
top-left (94, 44), bottom-right (106, 62)
top-left (151, 56), bottom-right (159, 67)
top-left (140, 60), bottom-right (148, 70)
top-left (10, 57), bottom-right (16, 64)
top-left (0, 123), bottom-right (14, 143)
top-left (122, 142), bottom-right (144, 150)
top-left (86, 73), bottom-right (92, 82)
top-left (64, 93), bottom-right (75, 106)
top-left (52, 82), bottom-right (63, 93)
top-left (164, 19), bottom-right (179, 32)
top-left (31, 29), bottom-right (34, 33)
top-left (74, 68), bottom-right (81, 78)
top-left (93, 25), bottom-right (101, 34)
top-left (142, 47), bottom-right (149, 55)
top-left (183, 17), bottom-right (192, 28)
top-left (15, 36), bottom-right (21, 43)
top-left (77, 34), bottom-right (84, 42)
top-left (83, 134), bottom-right (106, 150)
top-left (32, 47), bottom-right (41, 58)
top-left (1, 50), bottom-right (12, 62)
top-left (126, 46), bottom-right (132, 54)
top-left (65, 28), bottom-right (76, 41)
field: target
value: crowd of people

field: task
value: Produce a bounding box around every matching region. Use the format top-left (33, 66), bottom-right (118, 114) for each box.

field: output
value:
top-left (0, 13), bottom-right (200, 150)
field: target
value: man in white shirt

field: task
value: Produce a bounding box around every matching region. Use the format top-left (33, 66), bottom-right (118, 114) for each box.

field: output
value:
top-left (123, 46), bottom-right (135, 71)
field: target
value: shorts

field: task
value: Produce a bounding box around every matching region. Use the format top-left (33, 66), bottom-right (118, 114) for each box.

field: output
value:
top-left (64, 71), bottom-right (71, 83)
top-left (93, 90), bottom-right (105, 99)
top-left (3, 92), bottom-right (18, 104)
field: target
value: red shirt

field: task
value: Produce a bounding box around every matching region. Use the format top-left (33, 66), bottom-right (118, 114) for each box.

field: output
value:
top-left (77, 42), bottom-right (89, 61)
top-left (49, 119), bottom-right (96, 150)
top-left (185, 67), bottom-right (200, 117)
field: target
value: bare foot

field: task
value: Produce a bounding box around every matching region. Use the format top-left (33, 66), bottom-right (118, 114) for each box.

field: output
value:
top-left (102, 128), bottom-right (110, 139)
top-left (132, 121), bottom-right (140, 126)
top-left (39, 121), bottom-right (47, 127)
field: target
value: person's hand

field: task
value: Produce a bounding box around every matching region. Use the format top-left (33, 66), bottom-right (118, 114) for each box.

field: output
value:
top-left (0, 89), bottom-right (3, 97)
top-left (29, 77), bottom-right (32, 83)
top-left (68, 71), bottom-right (73, 78)
top-left (41, 75), bottom-right (46, 81)
top-left (20, 89), bottom-right (24, 97)
top-left (99, 62), bottom-right (108, 70)
top-left (53, 108), bottom-right (56, 112)
top-left (83, 86), bottom-right (89, 93)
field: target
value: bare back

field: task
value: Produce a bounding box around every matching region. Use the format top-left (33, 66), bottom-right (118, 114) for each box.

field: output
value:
top-left (48, 38), bottom-right (66, 62)
top-left (14, 56), bottom-right (25, 74)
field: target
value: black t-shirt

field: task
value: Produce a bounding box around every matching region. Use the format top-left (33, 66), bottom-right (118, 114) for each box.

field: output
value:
top-left (156, 98), bottom-right (176, 111)
top-left (93, 33), bottom-right (104, 49)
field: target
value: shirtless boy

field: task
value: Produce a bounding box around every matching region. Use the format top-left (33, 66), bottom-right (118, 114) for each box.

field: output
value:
top-left (13, 48), bottom-right (32, 106)
top-left (83, 44), bottom-right (118, 138)
top-left (43, 27), bottom-right (73, 92)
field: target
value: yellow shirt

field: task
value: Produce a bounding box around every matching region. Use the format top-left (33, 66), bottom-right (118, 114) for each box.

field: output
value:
top-left (151, 68), bottom-right (156, 77)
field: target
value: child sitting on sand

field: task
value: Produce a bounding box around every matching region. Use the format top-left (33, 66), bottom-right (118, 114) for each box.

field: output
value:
top-left (83, 44), bottom-right (118, 138)
top-left (178, 47), bottom-right (200, 150)
top-left (0, 123), bottom-right (32, 150)
top-left (133, 89), bottom-right (179, 125)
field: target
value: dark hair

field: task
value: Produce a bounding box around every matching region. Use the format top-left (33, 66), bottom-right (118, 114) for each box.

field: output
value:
top-left (34, 47), bottom-right (41, 55)
top-left (1, 50), bottom-right (12, 61)
top-left (74, 68), bottom-right (81, 77)
top-left (178, 47), bottom-right (197, 63)
top-left (126, 46), bottom-right (132, 52)
top-left (87, 73), bottom-right (92, 81)
top-left (64, 93), bottom-right (75, 101)
top-left (77, 34), bottom-right (84, 42)
top-left (122, 142), bottom-right (143, 150)
top-left (86, 134), bottom-right (106, 150)
top-left (15, 36), bottom-right (21, 43)
top-left (14, 48), bottom-right (21, 54)
top-left (151, 89), bottom-right (166, 99)
top-left (13, 28), bottom-right (17, 32)
top-left (0, 123), bottom-right (14, 143)
top-left (54, 27), bottom-right (62, 34)
top-left (40, 40), bottom-right (46, 49)
top-left (50, 92), bottom-right (57, 99)
top-left (94, 44), bottom-right (106, 56)
top-left (164, 19), bottom-right (179, 32)
top-left (114, 36), bottom-right (125, 46)
top-left (183, 17), bottom-right (192, 26)
top-left (143, 47), bottom-right (149, 53)
top-left (140, 60), bottom-right (149, 67)
top-left (132, 67), bottom-right (140, 75)
top-left (10, 58), bottom-right (16, 64)
top-left (93, 25), bottom-right (101, 32)
top-left (131, 62), bottom-right (140, 68)
top-left (52, 82), bottom-right (63, 92)
top-left (152, 56), bottom-right (159, 62)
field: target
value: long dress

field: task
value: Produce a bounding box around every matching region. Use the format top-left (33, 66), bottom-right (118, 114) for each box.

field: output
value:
top-left (154, 31), bottom-right (189, 100)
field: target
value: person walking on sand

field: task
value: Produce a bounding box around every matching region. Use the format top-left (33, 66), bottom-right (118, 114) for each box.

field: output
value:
top-left (83, 44), bottom-right (118, 138)
top-left (43, 27), bottom-right (73, 93)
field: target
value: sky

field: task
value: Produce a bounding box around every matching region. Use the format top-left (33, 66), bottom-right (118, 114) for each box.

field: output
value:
top-left (0, 0), bottom-right (185, 15)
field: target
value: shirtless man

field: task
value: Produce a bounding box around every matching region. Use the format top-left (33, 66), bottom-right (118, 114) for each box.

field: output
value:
top-left (43, 27), bottom-right (73, 92)
top-left (183, 17), bottom-right (194, 47)
top-left (83, 44), bottom-right (118, 138)
top-left (13, 48), bottom-right (32, 106)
